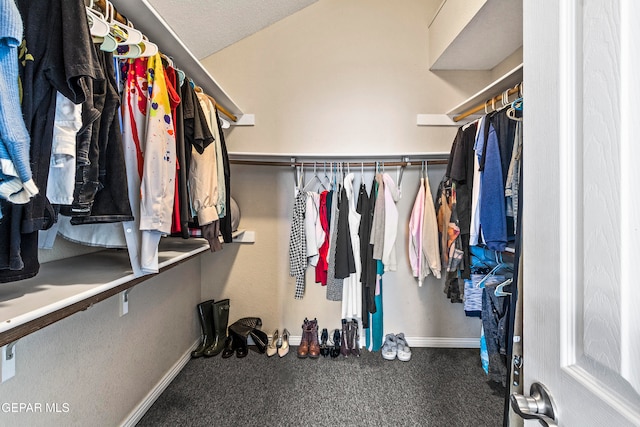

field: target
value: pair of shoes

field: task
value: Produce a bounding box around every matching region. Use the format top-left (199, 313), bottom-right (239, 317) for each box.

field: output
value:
top-left (339, 319), bottom-right (361, 357)
top-left (221, 331), bottom-right (248, 358)
top-left (381, 333), bottom-right (412, 361)
top-left (191, 299), bottom-right (230, 358)
top-left (297, 318), bottom-right (320, 359)
top-left (319, 328), bottom-right (330, 357)
top-left (266, 329), bottom-right (291, 357)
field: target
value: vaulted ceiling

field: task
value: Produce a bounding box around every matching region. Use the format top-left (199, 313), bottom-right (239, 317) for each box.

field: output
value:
top-left (147, 0), bottom-right (318, 59)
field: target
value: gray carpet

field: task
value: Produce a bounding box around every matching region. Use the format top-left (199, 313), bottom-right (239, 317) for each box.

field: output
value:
top-left (137, 347), bottom-right (505, 427)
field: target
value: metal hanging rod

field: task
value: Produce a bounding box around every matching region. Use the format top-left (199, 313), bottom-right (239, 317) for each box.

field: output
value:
top-left (453, 83), bottom-right (523, 123)
top-left (229, 159), bottom-right (449, 167)
top-left (227, 152), bottom-right (450, 167)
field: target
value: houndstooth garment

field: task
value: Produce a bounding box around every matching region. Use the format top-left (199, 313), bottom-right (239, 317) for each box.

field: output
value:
top-left (289, 191), bottom-right (308, 299)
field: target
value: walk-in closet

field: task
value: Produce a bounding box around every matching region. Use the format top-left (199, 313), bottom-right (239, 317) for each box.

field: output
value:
top-left (1, 0), bottom-right (638, 426)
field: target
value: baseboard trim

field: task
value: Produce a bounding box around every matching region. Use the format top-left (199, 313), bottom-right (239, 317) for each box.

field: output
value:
top-left (405, 337), bottom-right (480, 348)
top-left (287, 335), bottom-right (479, 348)
top-left (121, 339), bottom-right (199, 427)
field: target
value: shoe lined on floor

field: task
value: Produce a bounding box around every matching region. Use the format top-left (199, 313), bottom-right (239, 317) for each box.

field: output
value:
top-left (278, 329), bottom-right (290, 357)
top-left (319, 328), bottom-right (330, 357)
top-left (340, 319), bottom-right (350, 357)
top-left (297, 318), bottom-right (310, 358)
top-left (349, 320), bottom-right (360, 357)
top-left (395, 333), bottom-right (411, 362)
top-left (191, 300), bottom-right (214, 358)
top-left (221, 335), bottom-right (235, 359)
top-left (266, 329), bottom-right (279, 357)
top-left (330, 329), bottom-right (341, 358)
top-left (381, 333), bottom-right (397, 360)
top-left (308, 318), bottom-right (320, 359)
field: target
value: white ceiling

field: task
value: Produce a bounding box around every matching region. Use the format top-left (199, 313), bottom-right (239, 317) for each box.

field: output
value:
top-left (147, 0), bottom-right (318, 59)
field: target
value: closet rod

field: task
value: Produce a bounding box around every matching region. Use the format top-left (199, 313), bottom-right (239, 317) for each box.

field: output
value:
top-left (230, 160), bottom-right (449, 167)
top-left (453, 83), bottom-right (522, 123)
top-left (93, 0), bottom-right (238, 123)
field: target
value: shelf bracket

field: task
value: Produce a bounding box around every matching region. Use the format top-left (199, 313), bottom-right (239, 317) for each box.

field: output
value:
top-left (1, 340), bottom-right (17, 383)
top-left (119, 289), bottom-right (131, 317)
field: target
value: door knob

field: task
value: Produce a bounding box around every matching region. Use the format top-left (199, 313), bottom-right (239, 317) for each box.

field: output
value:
top-left (510, 382), bottom-right (558, 427)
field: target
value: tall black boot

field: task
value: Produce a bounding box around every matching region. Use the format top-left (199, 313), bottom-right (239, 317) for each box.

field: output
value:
top-left (204, 299), bottom-right (230, 357)
top-left (340, 319), bottom-right (350, 357)
top-left (191, 300), bottom-right (214, 358)
top-left (350, 319), bottom-right (360, 357)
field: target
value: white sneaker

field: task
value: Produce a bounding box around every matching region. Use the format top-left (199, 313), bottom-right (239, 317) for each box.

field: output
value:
top-left (381, 334), bottom-right (397, 360)
top-left (395, 333), bottom-right (412, 362)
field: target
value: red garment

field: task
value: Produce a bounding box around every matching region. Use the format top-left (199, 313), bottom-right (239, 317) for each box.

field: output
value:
top-left (316, 191), bottom-right (330, 285)
top-left (164, 66), bottom-right (183, 235)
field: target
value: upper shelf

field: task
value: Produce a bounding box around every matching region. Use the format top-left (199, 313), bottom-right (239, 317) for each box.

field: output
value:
top-left (446, 63), bottom-right (522, 118)
top-left (111, 0), bottom-right (244, 120)
top-left (429, 0), bottom-right (523, 70)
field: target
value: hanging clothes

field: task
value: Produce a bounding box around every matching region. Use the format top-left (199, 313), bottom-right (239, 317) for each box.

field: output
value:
top-left (326, 186), bottom-right (344, 301)
top-left (121, 53), bottom-right (177, 276)
top-left (315, 190), bottom-right (330, 285)
top-left (289, 190), bottom-right (307, 299)
top-left (366, 179), bottom-right (385, 353)
top-left (1, 0), bottom-right (100, 282)
top-left (408, 177), bottom-right (426, 286)
top-left (45, 93), bottom-right (80, 206)
top-left (469, 117), bottom-right (485, 246)
top-left (505, 121), bottom-right (522, 231)
top-left (66, 47), bottom-right (133, 225)
top-left (340, 173), bottom-right (362, 321)
top-left (193, 92), bottom-right (223, 251)
top-left (214, 106), bottom-right (233, 243)
top-left (446, 122), bottom-right (478, 279)
top-left (479, 121), bottom-right (507, 252)
top-left (370, 173), bottom-right (385, 260)
top-left (0, 0), bottom-right (37, 206)
top-left (380, 173), bottom-right (400, 271)
top-left (422, 168), bottom-right (441, 279)
top-left (357, 177), bottom-right (376, 325)
top-left (304, 191), bottom-right (324, 267)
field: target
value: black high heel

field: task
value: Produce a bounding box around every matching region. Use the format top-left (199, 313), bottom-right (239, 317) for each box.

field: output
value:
top-left (330, 329), bottom-right (341, 358)
top-left (319, 328), bottom-right (330, 357)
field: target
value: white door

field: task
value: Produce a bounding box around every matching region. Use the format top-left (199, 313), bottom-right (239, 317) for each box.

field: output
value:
top-left (522, 0), bottom-right (640, 425)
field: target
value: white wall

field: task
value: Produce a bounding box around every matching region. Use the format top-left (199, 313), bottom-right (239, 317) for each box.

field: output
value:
top-left (200, 0), bottom-right (492, 342)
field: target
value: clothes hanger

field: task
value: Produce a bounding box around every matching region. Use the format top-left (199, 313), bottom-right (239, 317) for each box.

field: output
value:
top-left (86, 1), bottom-right (110, 38)
top-left (106, 2), bottom-right (144, 58)
top-left (138, 36), bottom-right (158, 57)
top-left (302, 162), bottom-right (322, 193)
top-left (494, 278), bottom-right (513, 297)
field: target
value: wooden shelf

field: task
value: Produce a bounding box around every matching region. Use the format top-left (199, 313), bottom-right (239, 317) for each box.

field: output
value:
top-left (0, 238), bottom-right (210, 348)
top-left (446, 63), bottom-right (523, 119)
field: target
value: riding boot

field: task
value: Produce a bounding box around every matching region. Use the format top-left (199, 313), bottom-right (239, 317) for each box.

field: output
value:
top-left (340, 319), bottom-right (350, 357)
top-left (191, 300), bottom-right (214, 358)
top-left (204, 299), bottom-right (230, 357)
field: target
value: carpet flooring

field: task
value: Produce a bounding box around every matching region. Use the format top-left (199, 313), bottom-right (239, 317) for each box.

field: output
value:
top-left (137, 347), bottom-right (505, 427)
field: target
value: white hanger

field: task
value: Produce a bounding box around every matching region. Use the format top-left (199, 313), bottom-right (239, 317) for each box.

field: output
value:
top-left (494, 278), bottom-right (513, 297)
top-left (138, 36), bottom-right (158, 57)
top-left (86, 1), bottom-right (110, 38)
top-left (303, 162), bottom-right (323, 192)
